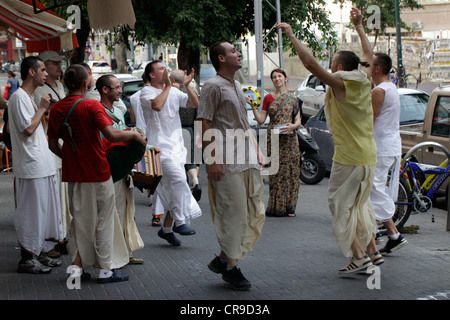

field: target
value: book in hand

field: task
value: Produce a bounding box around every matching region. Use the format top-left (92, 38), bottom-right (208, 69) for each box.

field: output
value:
top-left (132, 148), bottom-right (162, 195)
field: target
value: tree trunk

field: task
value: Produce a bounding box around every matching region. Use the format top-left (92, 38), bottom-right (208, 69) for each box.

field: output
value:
top-left (177, 37), bottom-right (200, 88)
top-left (115, 42), bottom-right (128, 73)
top-left (69, 15), bottom-right (90, 64)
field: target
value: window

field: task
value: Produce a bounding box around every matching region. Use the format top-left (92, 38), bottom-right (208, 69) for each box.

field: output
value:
top-left (306, 76), bottom-right (317, 89)
top-left (399, 93), bottom-right (429, 124)
top-left (431, 96), bottom-right (450, 137)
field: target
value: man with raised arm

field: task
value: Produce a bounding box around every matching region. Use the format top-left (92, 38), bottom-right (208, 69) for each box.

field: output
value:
top-left (278, 8), bottom-right (379, 274)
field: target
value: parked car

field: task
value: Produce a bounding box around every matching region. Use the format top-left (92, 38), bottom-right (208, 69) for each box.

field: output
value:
top-left (199, 64), bottom-right (216, 91)
top-left (87, 60), bottom-right (112, 77)
top-left (121, 78), bottom-right (145, 125)
top-left (399, 85), bottom-right (450, 200)
top-left (114, 73), bottom-right (138, 87)
top-left (295, 72), bottom-right (329, 123)
top-left (305, 88), bottom-right (431, 173)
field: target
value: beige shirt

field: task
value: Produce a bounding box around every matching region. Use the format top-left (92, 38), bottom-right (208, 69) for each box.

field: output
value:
top-left (198, 75), bottom-right (260, 174)
top-left (34, 81), bottom-right (66, 105)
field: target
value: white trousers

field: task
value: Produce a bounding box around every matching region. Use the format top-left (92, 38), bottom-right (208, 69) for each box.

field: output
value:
top-left (114, 178), bottom-right (144, 253)
top-left (154, 157), bottom-right (202, 225)
top-left (370, 155), bottom-right (401, 222)
top-left (14, 175), bottom-right (63, 256)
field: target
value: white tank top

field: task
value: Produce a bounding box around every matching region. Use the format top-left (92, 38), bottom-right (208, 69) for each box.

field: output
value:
top-left (373, 81), bottom-right (401, 156)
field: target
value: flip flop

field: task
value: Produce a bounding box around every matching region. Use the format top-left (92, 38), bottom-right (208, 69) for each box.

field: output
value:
top-left (151, 217), bottom-right (161, 227)
top-left (129, 257), bottom-right (144, 264)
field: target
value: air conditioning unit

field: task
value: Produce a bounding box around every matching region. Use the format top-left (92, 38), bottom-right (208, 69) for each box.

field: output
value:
top-left (412, 21), bottom-right (423, 29)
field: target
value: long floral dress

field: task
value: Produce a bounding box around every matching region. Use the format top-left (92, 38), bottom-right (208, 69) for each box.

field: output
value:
top-left (265, 92), bottom-right (301, 217)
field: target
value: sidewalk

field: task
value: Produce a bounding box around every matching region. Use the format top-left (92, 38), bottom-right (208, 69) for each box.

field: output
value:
top-left (0, 168), bottom-right (449, 306)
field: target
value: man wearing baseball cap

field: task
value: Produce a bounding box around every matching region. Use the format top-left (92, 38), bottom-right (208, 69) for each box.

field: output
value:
top-left (34, 50), bottom-right (69, 259)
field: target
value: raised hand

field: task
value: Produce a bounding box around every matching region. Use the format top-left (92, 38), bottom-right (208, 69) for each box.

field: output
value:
top-left (350, 7), bottom-right (363, 28)
top-left (183, 68), bottom-right (195, 87)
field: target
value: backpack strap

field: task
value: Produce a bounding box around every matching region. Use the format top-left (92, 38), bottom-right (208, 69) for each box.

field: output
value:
top-left (59, 98), bottom-right (85, 152)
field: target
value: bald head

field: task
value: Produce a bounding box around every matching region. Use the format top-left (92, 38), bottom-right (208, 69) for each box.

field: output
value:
top-left (169, 69), bottom-right (184, 85)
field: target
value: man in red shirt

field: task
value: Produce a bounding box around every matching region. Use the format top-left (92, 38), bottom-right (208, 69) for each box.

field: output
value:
top-left (48, 64), bottom-right (146, 283)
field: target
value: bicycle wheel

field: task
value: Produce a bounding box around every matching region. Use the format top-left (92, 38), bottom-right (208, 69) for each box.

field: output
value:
top-left (398, 76), bottom-right (407, 88)
top-left (378, 176), bottom-right (413, 233)
top-left (405, 74), bottom-right (419, 89)
top-left (393, 177), bottom-right (413, 229)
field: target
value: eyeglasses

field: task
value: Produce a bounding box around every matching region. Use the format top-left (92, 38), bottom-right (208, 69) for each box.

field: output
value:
top-left (106, 85), bottom-right (121, 91)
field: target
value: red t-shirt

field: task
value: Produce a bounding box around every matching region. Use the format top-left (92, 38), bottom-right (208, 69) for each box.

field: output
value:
top-left (262, 94), bottom-right (275, 111)
top-left (47, 96), bottom-right (114, 182)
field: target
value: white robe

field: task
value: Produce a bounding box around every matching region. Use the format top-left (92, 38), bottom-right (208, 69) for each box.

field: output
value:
top-left (14, 175), bottom-right (64, 256)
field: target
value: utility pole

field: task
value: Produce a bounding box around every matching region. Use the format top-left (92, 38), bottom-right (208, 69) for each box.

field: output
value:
top-left (395, 0), bottom-right (405, 87)
top-left (254, 0), bottom-right (264, 97)
top-left (254, 0), bottom-right (284, 97)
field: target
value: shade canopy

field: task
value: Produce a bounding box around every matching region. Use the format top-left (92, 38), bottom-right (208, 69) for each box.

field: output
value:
top-left (0, 0), bottom-right (78, 53)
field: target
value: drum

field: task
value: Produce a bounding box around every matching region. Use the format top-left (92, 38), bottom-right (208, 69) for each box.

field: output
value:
top-left (132, 148), bottom-right (162, 195)
top-left (102, 128), bottom-right (146, 183)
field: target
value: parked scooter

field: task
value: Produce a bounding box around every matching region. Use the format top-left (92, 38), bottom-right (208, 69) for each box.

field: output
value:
top-left (293, 97), bottom-right (326, 185)
top-left (298, 125), bottom-right (326, 184)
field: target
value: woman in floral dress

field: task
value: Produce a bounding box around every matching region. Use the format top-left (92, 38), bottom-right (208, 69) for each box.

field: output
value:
top-left (250, 68), bottom-right (301, 217)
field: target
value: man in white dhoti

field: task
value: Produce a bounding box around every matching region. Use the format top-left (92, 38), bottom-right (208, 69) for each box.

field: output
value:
top-left (370, 52), bottom-right (408, 255)
top-left (278, 8), bottom-right (379, 274)
top-left (128, 75), bottom-right (164, 227)
top-left (48, 65), bottom-right (147, 283)
top-left (9, 56), bottom-right (64, 274)
top-left (97, 74), bottom-right (159, 264)
top-left (140, 61), bottom-right (202, 246)
top-left (33, 51), bottom-right (69, 258)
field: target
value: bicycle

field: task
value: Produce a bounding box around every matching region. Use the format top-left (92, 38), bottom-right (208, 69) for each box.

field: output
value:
top-left (390, 67), bottom-right (421, 89)
top-left (391, 142), bottom-right (450, 230)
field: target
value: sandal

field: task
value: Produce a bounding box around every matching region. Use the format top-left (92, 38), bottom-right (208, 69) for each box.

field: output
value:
top-left (129, 257), bottom-right (144, 264)
top-left (151, 217), bottom-right (161, 227)
top-left (151, 215), bottom-right (164, 227)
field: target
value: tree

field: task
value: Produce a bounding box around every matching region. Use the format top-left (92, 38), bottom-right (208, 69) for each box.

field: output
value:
top-left (131, 0), bottom-right (339, 83)
top-left (335, 0), bottom-right (423, 46)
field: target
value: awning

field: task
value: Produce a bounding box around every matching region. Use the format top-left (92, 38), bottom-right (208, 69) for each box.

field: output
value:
top-left (0, 0), bottom-right (78, 53)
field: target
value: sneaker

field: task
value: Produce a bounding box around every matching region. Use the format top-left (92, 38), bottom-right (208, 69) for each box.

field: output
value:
top-left (222, 267), bottom-right (251, 291)
top-left (380, 234), bottom-right (408, 255)
top-left (173, 224), bottom-right (196, 235)
top-left (158, 229), bottom-right (181, 246)
top-left (97, 270), bottom-right (129, 284)
top-left (17, 258), bottom-right (52, 274)
top-left (368, 251), bottom-right (384, 266)
top-left (375, 232), bottom-right (384, 245)
top-left (38, 252), bottom-right (62, 267)
top-left (208, 256), bottom-right (227, 274)
top-left (338, 255), bottom-right (373, 275)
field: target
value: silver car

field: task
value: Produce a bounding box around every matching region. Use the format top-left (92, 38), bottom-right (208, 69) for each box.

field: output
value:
top-left (295, 72), bottom-right (329, 122)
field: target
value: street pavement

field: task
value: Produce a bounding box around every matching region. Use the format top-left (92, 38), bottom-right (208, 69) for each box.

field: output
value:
top-left (0, 166), bottom-right (449, 304)
top-left (0, 72), bottom-right (449, 313)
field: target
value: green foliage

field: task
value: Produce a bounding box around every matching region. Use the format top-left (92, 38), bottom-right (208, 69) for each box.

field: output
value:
top-left (334, 0), bottom-right (423, 35)
top-left (131, 0), bottom-right (338, 59)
